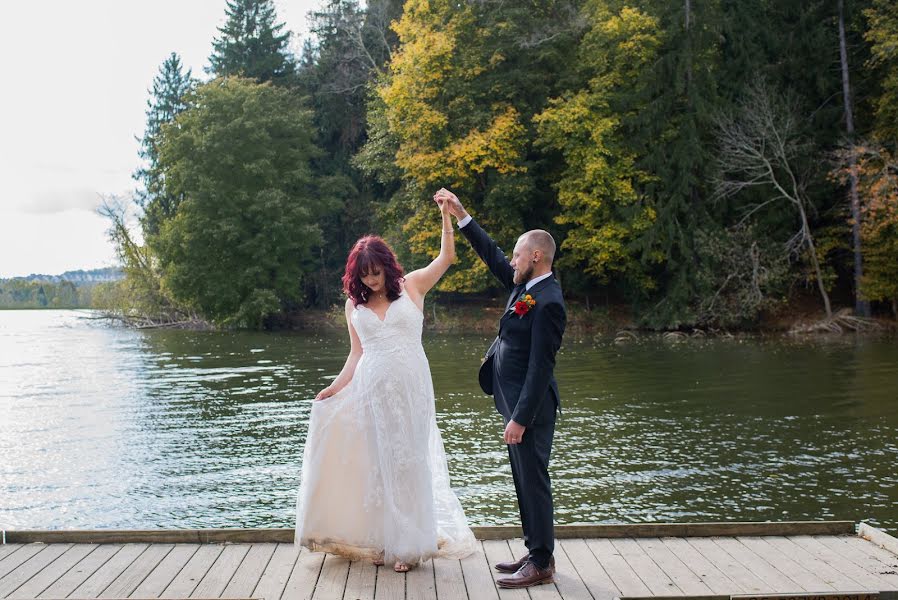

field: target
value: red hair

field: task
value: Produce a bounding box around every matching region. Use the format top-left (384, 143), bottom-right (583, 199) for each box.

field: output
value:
top-left (342, 236), bottom-right (405, 306)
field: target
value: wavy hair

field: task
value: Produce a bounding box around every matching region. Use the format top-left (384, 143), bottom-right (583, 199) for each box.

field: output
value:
top-left (342, 236), bottom-right (405, 306)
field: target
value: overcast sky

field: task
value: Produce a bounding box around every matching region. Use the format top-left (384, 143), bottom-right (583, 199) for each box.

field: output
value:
top-left (0, 0), bottom-right (321, 278)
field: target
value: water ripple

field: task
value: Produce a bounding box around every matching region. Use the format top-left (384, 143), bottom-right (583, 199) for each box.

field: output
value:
top-left (1, 310), bottom-right (896, 533)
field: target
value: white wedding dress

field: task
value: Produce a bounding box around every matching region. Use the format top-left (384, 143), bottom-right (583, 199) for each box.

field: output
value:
top-left (295, 292), bottom-right (477, 564)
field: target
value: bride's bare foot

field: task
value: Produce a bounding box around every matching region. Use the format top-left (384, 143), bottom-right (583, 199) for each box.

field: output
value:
top-left (373, 552), bottom-right (385, 567)
top-left (394, 561), bottom-right (412, 573)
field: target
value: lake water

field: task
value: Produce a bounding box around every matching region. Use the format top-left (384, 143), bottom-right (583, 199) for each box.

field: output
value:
top-left (1, 310), bottom-right (896, 533)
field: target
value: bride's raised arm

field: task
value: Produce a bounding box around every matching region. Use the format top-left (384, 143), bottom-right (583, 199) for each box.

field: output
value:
top-left (404, 198), bottom-right (456, 300)
top-left (315, 298), bottom-right (363, 400)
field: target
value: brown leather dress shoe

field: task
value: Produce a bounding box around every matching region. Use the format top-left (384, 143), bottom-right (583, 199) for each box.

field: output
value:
top-left (496, 561), bottom-right (555, 589)
top-left (494, 553), bottom-right (529, 573)
top-left (495, 555), bottom-right (555, 574)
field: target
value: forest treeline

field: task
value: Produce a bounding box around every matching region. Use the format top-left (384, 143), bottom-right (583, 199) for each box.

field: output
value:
top-left (104, 0), bottom-right (898, 329)
top-left (0, 269), bottom-right (121, 309)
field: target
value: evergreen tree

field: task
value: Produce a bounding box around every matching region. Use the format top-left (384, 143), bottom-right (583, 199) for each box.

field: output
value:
top-left (300, 0), bottom-right (403, 304)
top-left (864, 0), bottom-right (898, 141)
top-left (134, 53), bottom-right (194, 238)
top-left (37, 285), bottom-right (48, 307)
top-left (630, 0), bottom-right (722, 327)
top-left (208, 0), bottom-right (295, 83)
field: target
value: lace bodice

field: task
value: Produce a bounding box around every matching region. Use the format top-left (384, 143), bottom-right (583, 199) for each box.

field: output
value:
top-left (351, 293), bottom-right (424, 355)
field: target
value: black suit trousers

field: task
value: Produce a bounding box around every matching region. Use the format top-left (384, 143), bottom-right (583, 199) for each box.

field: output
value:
top-left (497, 374), bottom-right (556, 568)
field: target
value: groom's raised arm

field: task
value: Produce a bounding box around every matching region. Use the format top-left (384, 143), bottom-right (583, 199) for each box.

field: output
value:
top-left (458, 218), bottom-right (516, 292)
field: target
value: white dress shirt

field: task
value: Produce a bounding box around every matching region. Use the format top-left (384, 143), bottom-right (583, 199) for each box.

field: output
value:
top-left (525, 271), bottom-right (553, 290)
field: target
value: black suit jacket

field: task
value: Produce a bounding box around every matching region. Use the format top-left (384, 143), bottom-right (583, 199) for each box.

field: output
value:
top-left (461, 219), bottom-right (566, 426)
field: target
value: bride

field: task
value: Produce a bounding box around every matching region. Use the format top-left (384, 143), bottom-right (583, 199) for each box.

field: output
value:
top-left (295, 197), bottom-right (477, 572)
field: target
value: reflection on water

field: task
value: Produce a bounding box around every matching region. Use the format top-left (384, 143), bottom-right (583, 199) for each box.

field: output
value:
top-left (1, 310), bottom-right (896, 532)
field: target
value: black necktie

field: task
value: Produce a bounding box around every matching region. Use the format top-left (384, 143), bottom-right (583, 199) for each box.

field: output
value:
top-left (505, 284), bottom-right (525, 312)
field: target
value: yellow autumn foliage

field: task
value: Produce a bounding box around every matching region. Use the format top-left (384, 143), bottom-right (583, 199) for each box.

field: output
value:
top-left (370, 0), bottom-right (533, 291)
top-left (534, 5), bottom-right (661, 287)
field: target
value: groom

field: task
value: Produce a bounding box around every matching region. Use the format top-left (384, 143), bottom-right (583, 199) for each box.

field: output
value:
top-left (435, 189), bottom-right (566, 589)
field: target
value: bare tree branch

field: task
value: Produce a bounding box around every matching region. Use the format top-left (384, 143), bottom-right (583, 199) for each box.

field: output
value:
top-left (714, 80), bottom-right (833, 318)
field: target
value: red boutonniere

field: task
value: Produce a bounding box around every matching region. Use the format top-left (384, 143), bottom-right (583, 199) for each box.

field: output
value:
top-left (513, 292), bottom-right (536, 317)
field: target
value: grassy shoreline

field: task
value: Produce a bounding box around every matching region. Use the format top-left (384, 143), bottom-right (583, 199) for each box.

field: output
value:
top-left (5, 300), bottom-right (894, 336)
top-left (281, 297), bottom-right (896, 337)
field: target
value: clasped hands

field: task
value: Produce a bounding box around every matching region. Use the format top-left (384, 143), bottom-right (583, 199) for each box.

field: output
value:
top-left (433, 188), bottom-right (467, 219)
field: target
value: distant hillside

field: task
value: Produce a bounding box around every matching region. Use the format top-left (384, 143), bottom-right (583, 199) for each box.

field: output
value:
top-left (6, 267), bottom-right (123, 284)
top-left (0, 267), bottom-right (122, 309)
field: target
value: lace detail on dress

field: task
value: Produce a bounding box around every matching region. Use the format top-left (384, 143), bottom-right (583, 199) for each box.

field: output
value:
top-left (295, 293), bottom-right (478, 563)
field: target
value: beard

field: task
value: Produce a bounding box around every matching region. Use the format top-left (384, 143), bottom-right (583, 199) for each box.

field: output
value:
top-left (513, 262), bottom-right (534, 285)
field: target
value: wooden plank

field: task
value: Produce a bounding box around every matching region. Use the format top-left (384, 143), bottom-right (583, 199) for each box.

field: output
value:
top-left (0, 545), bottom-right (47, 580)
top-left (432, 558), bottom-right (467, 600)
top-left (658, 537), bottom-right (740, 594)
top-left (481, 540), bottom-right (527, 600)
top-left (7, 544), bottom-right (98, 599)
top-left (38, 545), bottom-right (123, 598)
top-left (556, 539), bottom-right (620, 600)
top-left (0, 545), bottom-right (24, 563)
top-left (764, 537), bottom-right (867, 591)
top-left (459, 542), bottom-right (499, 600)
top-left (373, 559), bottom-right (404, 600)
top-left (506, 538), bottom-right (562, 600)
top-left (475, 523), bottom-right (857, 540)
top-left (548, 540), bottom-right (594, 600)
top-left (280, 548), bottom-right (325, 600)
top-left (344, 559), bottom-right (377, 600)
top-left (711, 537), bottom-right (805, 592)
top-left (609, 538), bottom-right (681, 596)
top-left (190, 544), bottom-right (251, 598)
top-left (310, 553), bottom-right (350, 600)
top-left (69, 544), bottom-right (149, 598)
top-left (816, 537), bottom-right (898, 588)
top-left (160, 544), bottom-right (225, 598)
top-left (585, 537), bottom-right (653, 597)
top-left (5, 522), bottom-right (856, 544)
top-left (844, 536), bottom-right (898, 569)
top-left (99, 543), bottom-right (173, 597)
top-left (0, 544), bottom-right (72, 597)
top-left (858, 523), bottom-right (898, 557)
top-left (407, 558), bottom-right (437, 600)
top-left (730, 592), bottom-right (880, 600)
top-left (634, 537), bottom-right (715, 595)
top-left (250, 543), bottom-right (298, 600)
top-left (736, 537), bottom-right (836, 592)
top-left (615, 596), bottom-right (726, 600)
top-left (684, 537), bottom-right (766, 593)
top-left (4, 529), bottom-right (295, 545)
top-left (787, 536), bottom-right (890, 590)
top-left (221, 543), bottom-right (277, 598)
top-left (731, 594), bottom-right (880, 600)
top-left (129, 544), bottom-right (201, 598)
top-left (4, 532), bottom-right (885, 600)
top-left (504, 538), bottom-right (528, 558)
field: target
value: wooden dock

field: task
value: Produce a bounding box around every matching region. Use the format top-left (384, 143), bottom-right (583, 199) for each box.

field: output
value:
top-left (0, 523), bottom-right (896, 600)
